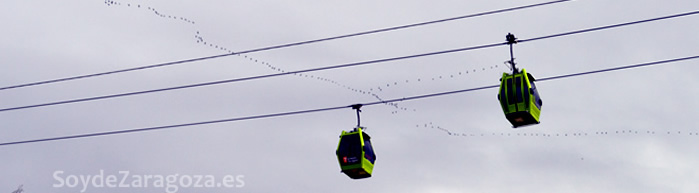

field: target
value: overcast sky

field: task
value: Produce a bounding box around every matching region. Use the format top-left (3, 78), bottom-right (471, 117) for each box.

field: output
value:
top-left (2, 0), bottom-right (698, 192)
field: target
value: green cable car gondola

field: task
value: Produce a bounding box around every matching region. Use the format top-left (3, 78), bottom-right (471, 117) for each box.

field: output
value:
top-left (336, 127), bottom-right (376, 179)
top-left (498, 68), bottom-right (543, 127)
top-left (336, 104), bottom-right (376, 179)
top-left (497, 33), bottom-right (543, 128)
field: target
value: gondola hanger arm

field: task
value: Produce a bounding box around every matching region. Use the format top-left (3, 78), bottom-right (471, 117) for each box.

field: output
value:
top-left (349, 104), bottom-right (363, 128)
top-left (506, 33), bottom-right (519, 74)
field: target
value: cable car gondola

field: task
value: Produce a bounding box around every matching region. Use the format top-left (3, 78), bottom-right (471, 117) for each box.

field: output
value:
top-left (336, 127), bottom-right (376, 179)
top-left (498, 68), bottom-right (542, 127)
top-left (336, 104), bottom-right (376, 179)
top-left (498, 34), bottom-right (543, 128)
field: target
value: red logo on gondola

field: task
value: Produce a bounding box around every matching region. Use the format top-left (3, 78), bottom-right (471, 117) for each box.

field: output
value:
top-left (343, 156), bottom-right (347, 163)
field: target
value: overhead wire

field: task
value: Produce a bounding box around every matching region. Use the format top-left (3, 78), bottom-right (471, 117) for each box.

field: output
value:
top-left (2, 10), bottom-right (699, 113)
top-left (0, 42), bottom-right (502, 113)
top-left (518, 10), bottom-right (699, 43)
top-left (0, 0), bottom-right (572, 91)
top-left (1, 55), bottom-right (697, 146)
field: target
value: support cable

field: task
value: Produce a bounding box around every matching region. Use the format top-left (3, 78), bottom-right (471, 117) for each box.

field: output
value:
top-left (2, 10), bottom-right (698, 112)
top-left (0, 0), bottom-right (572, 91)
top-left (1, 55), bottom-right (696, 147)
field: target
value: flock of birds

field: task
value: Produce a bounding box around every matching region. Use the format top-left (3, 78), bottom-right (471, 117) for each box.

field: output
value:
top-left (102, 0), bottom-right (506, 126)
top-left (103, 0), bottom-right (699, 138)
